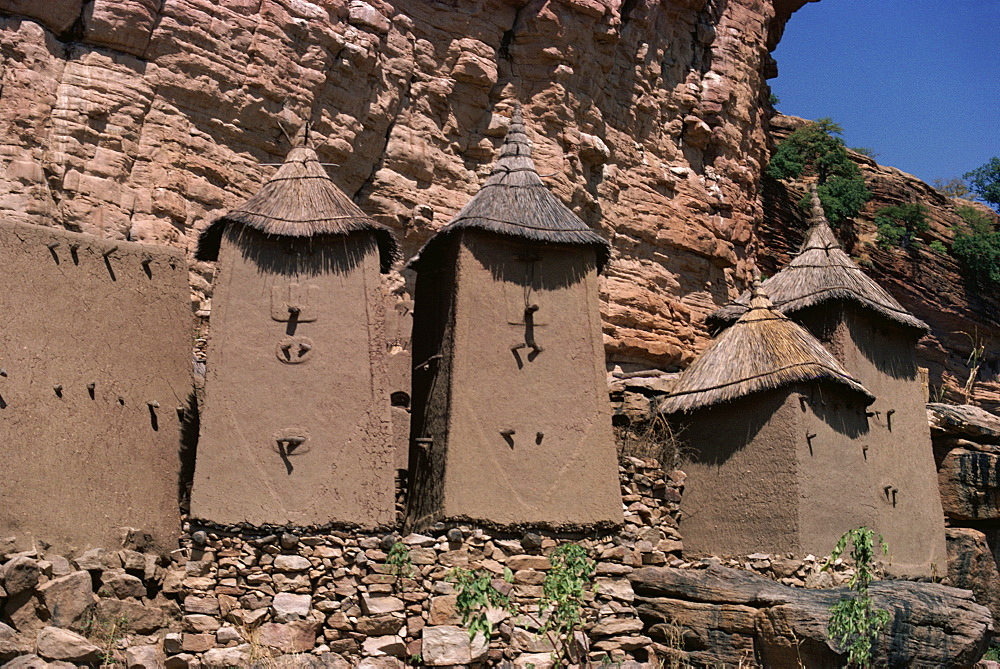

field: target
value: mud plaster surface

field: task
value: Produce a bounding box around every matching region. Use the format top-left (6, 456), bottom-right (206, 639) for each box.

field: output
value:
top-left (191, 227), bottom-right (394, 528)
top-left (798, 304), bottom-right (948, 578)
top-left (408, 231), bottom-right (621, 529)
top-left (676, 384), bottom-right (876, 558)
top-left (0, 220), bottom-right (190, 553)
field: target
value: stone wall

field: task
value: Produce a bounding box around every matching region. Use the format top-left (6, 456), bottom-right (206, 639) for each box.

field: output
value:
top-left (0, 459), bottom-right (684, 668)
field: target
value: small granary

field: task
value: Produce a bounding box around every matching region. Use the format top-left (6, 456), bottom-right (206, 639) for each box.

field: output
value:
top-left (191, 146), bottom-right (399, 528)
top-left (405, 104), bottom-right (621, 530)
top-left (708, 189), bottom-right (947, 577)
top-left (661, 284), bottom-right (877, 558)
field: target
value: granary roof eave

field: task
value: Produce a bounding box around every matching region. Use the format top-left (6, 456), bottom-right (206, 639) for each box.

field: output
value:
top-left (194, 145), bottom-right (399, 271)
top-left (707, 289), bottom-right (929, 335)
top-left (195, 218), bottom-right (399, 273)
top-left (409, 103), bottom-right (611, 274)
top-left (407, 225), bottom-right (611, 275)
top-left (666, 289), bottom-right (875, 414)
top-left (658, 372), bottom-right (875, 415)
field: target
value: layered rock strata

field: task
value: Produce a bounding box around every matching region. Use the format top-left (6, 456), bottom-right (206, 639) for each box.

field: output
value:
top-left (0, 0), bottom-right (812, 378)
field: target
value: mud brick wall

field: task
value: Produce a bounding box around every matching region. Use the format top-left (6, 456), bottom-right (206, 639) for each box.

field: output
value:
top-left (0, 220), bottom-right (191, 554)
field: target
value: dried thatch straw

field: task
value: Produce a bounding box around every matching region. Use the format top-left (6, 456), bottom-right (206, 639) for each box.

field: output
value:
top-left (196, 146), bottom-right (399, 272)
top-left (707, 187), bottom-right (928, 333)
top-left (409, 104), bottom-right (611, 273)
top-left (659, 284), bottom-right (874, 414)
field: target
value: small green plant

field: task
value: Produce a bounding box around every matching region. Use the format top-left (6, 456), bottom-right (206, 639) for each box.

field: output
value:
top-left (540, 543), bottom-right (596, 663)
top-left (850, 146), bottom-right (879, 159)
top-left (929, 240), bottom-right (947, 254)
top-left (386, 540), bottom-right (413, 585)
top-left (873, 202), bottom-right (929, 250)
top-left (823, 527), bottom-right (891, 668)
top-left (769, 92), bottom-right (781, 106)
top-left (983, 645), bottom-right (1000, 661)
top-left (82, 613), bottom-right (130, 668)
top-left (957, 329), bottom-right (988, 405)
top-left (450, 566), bottom-right (513, 639)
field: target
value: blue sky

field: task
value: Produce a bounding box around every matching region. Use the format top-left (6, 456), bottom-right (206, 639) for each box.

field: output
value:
top-left (770, 0), bottom-right (999, 186)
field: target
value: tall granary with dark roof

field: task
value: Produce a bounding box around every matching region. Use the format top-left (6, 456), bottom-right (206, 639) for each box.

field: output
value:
top-left (405, 105), bottom-right (621, 530)
top-left (661, 284), bottom-right (877, 558)
top-left (192, 146), bottom-right (399, 528)
top-left (708, 188), bottom-right (947, 577)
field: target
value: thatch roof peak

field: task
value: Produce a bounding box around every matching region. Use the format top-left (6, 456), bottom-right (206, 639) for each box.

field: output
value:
top-left (707, 188), bottom-right (928, 333)
top-left (196, 146), bottom-right (399, 272)
top-left (660, 286), bottom-right (874, 414)
top-left (409, 104), bottom-right (611, 273)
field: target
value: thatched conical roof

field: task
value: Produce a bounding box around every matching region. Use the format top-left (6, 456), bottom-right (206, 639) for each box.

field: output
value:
top-left (196, 146), bottom-right (399, 272)
top-left (707, 188), bottom-right (928, 333)
top-left (409, 105), bottom-right (611, 272)
top-left (660, 284), bottom-right (874, 414)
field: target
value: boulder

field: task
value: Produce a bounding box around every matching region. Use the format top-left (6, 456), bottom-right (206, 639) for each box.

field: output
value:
top-left (99, 569), bottom-right (147, 599)
top-left (35, 626), bottom-right (101, 663)
top-left (95, 597), bottom-right (166, 634)
top-left (631, 565), bottom-right (993, 667)
top-left (36, 571), bottom-right (95, 630)
top-left (929, 404), bottom-right (1000, 443)
top-left (938, 448), bottom-right (1000, 520)
top-left (1, 557), bottom-right (40, 596)
top-left (947, 528), bottom-right (1000, 626)
top-left (124, 643), bottom-right (166, 668)
top-left (0, 621), bottom-right (32, 661)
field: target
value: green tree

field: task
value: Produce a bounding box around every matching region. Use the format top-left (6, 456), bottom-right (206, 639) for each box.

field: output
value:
top-left (964, 157), bottom-right (1000, 209)
top-left (767, 118), bottom-right (871, 225)
top-left (873, 202), bottom-right (929, 250)
top-left (951, 205), bottom-right (1000, 288)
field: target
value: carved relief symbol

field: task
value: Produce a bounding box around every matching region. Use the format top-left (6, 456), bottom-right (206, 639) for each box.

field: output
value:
top-left (276, 336), bottom-right (314, 364)
top-left (273, 429), bottom-right (310, 474)
top-left (510, 254), bottom-right (544, 366)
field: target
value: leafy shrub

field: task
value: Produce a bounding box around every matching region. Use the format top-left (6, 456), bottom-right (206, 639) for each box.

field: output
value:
top-left (951, 205), bottom-right (1000, 288)
top-left (956, 205), bottom-right (994, 234)
top-left (824, 527), bottom-right (891, 668)
top-left (929, 240), bottom-right (947, 254)
top-left (964, 157), bottom-right (1000, 209)
top-left (450, 566), bottom-right (513, 639)
top-left (768, 118), bottom-right (870, 225)
top-left (873, 202), bottom-right (929, 250)
top-left (541, 544), bottom-right (596, 663)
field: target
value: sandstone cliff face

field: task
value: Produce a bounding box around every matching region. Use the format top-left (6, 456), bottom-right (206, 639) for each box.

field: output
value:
top-left (761, 115), bottom-right (1000, 412)
top-left (0, 0), bottom-right (811, 372)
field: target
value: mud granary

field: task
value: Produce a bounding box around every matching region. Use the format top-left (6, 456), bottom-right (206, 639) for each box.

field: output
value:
top-left (191, 146), bottom-right (400, 528)
top-left (0, 221), bottom-right (190, 554)
top-left (660, 284), bottom-right (877, 558)
top-left (707, 190), bottom-right (948, 577)
top-left (405, 105), bottom-right (622, 531)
